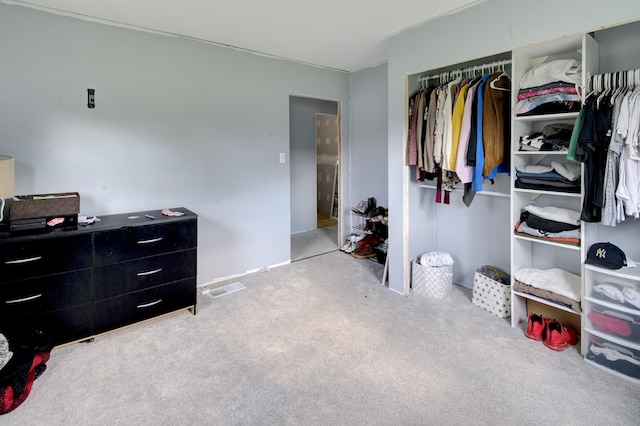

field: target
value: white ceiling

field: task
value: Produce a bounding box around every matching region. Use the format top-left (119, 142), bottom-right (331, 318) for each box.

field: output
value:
top-left (5, 0), bottom-right (482, 72)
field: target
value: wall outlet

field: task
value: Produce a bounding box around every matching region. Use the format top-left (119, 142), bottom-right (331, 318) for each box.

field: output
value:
top-left (279, 153), bottom-right (286, 163)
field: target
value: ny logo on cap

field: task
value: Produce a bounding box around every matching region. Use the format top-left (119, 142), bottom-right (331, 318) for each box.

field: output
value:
top-left (595, 247), bottom-right (607, 259)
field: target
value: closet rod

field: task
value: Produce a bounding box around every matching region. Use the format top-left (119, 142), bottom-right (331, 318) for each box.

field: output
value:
top-left (588, 67), bottom-right (640, 93)
top-left (420, 59), bottom-right (512, 87)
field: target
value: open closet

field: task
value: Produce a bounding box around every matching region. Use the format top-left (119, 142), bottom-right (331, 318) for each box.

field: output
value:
top-left (405, 53), bottom-right (513, 291)
top-left (405, 20), bottom-right (640, 383)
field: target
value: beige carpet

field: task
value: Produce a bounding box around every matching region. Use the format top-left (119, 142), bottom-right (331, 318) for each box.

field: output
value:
top-left (3, 251), bottom-right (639, 425)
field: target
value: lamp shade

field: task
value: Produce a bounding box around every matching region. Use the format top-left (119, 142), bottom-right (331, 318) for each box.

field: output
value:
top-left (0, 155), bottom-right (15, 199)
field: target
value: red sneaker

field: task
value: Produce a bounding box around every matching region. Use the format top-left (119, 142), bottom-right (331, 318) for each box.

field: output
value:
top-left (544, 320), bottom-right (578, 351)
top-left (525, 313), bottom-right (548, 341)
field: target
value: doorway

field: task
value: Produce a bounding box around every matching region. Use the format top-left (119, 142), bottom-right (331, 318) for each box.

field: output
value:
top-left (289, 96), bottom-right (341, 262)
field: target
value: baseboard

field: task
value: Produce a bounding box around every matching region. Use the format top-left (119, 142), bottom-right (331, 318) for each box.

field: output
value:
top-left (198, 259), bottom-right (291, 288)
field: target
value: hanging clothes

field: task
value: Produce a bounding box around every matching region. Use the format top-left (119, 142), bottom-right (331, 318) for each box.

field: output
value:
top-left (408, 61), bottom-right (512, 206)
top-left (483, 71), bottom-right (511, 177)
top-left (576, 69), bottom-right (640, 225)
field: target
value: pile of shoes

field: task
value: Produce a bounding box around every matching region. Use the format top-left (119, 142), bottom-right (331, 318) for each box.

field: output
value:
top-left (525, 313), bottom-right (578, 351)
top-left (343, 197), bottom-right (388, 261)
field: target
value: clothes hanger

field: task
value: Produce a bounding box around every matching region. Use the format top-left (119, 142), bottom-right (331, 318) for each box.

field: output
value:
top-left (489, 60), bottom-right (511, 91)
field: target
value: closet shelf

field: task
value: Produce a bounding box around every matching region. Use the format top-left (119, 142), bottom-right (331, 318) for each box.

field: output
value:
top-left (418, 184), bottom-right (510, 198)
top-left (513, 234), bottom-right (581, 250)
top-left (512, 290), bottom-right (580, 315)
top-left (513, 151), bottom-right (571, 156)
top-left (514, 112), bottom-right (579, 122)
top-left (513, 188), bottom-right (582, 198)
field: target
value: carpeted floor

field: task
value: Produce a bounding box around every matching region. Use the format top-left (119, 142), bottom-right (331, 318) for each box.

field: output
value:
top-left (3, 251), bottom-right (639, 425)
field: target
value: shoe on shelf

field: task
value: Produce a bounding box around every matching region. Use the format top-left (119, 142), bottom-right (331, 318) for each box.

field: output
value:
top-left (340, 238), bottom-right (352, 252)
top-left (525, 313), bottom-right (548, 341)
top-left (363, 219), bottom-right (375, 234)
top-left (344, 240), bottom-right (358, 254)
top-left (351, 243), bottom-right (376, 259)
top-left (367, 206), bottom-right (386, 218)
top-left (543, 320), bottom-right (578, 351)
top-left (374, 221), bottom-right (388, 239)
top-left (358, 234), bottom-right (382, 249)
top-left (364, 197), bottom-right (377, 215)
top-left (351, 200), bottom-right (368, 215)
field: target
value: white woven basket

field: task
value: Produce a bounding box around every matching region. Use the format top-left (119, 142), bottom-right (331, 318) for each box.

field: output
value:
top-left (411, 260), bottom-right (453, 299)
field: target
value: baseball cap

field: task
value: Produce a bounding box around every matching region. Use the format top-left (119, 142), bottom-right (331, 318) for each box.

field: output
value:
top-left (585, 242), bottom-right (627, 269)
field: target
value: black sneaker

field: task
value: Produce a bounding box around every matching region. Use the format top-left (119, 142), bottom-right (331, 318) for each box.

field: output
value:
top-left (364, 197), bottom-right (377, 215)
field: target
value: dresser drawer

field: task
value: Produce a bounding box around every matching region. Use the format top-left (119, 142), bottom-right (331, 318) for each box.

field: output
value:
top-left (93, 249), bottom-right (196, 301)
top-left (586, 307), bottom-right (640, 345)
top-left (585, 334), bottom-right (640, 381)
top-left (0, 269), bottom-right (92, 316)
top-left (92, 278), bottom-right (195, 335)
top-left (93, 220), bottom-right (197, 266)
top-left (1, 304), bottom-right (92, 347)
top-left (0, 234), bottom-right (92, 281)
top-left (585, 268), bottom-right (640, 312)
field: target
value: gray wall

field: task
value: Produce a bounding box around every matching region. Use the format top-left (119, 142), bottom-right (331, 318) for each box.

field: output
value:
top-left (387, 0), bottom-right (640, 293)
top-left (349, 64), bottom-right (389, 210)
top-left (289, 97), bottom-right (337, 234)
top-left (0, 3), bottom-right (349, 284)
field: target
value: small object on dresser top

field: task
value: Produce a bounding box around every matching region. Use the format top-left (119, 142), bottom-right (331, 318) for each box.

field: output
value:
top-left (144, 214), bottom-right (155, 220)
top-left (79, 216), bottom-right (99, 226)
top-left (162, 208), bottom-right (185, 217)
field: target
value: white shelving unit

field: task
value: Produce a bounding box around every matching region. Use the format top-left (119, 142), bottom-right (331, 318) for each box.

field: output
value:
top-left (509, 34), bottom-right (599, 329)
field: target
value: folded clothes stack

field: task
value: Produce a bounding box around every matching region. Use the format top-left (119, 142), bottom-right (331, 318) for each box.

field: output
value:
top-left (514, 205), bottom-right (581, 245)
top-left (514, 59), bottom-right (582, 116)
top-left (515, 161), bottom-right (581, 193)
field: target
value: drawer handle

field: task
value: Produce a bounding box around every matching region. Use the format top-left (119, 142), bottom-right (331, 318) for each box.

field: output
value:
top-left (5, 294), bottom-right (43, 304)
top-left (137, 237), bottom-right (163, 245)
top-left (5, 256), bottom-right (42, 265)
top-left (137, 299), bottom-right (162, 309)
top-left (137, 268), bottom-right (163, 277)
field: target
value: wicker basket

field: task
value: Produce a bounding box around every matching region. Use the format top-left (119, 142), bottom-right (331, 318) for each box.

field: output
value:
top-left (411, 260), bottom-right (453, 299)
top-left (9, 192), bottom-right (80, 220)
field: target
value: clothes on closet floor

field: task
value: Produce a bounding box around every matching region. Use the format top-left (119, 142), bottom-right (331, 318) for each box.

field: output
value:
top-left (574, 69), bottom-right (640, 225)
top-left (513, 204), bottom-right (581, 245)
top-left (407, 66), bottom-right (511, 205)
top-left (513, 59), bottom-right (582, 116)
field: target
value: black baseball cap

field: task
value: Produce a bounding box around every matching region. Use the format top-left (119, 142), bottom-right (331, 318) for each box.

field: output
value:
top-left (585, 242), bottom-right (627, 269)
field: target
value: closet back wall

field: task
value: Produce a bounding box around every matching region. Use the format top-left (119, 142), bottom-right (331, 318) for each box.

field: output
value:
top-left (387, 0), bottom-right (640, 293)
top-left (0, 3), bottom-right (350, 284)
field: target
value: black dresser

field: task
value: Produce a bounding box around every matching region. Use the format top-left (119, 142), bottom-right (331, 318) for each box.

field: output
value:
top-left (0, 207), bottom-right (197, 347)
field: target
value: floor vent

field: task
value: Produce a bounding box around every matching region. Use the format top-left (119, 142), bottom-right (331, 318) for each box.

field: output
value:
top-left (205, 282), bottom-right (246, 299)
